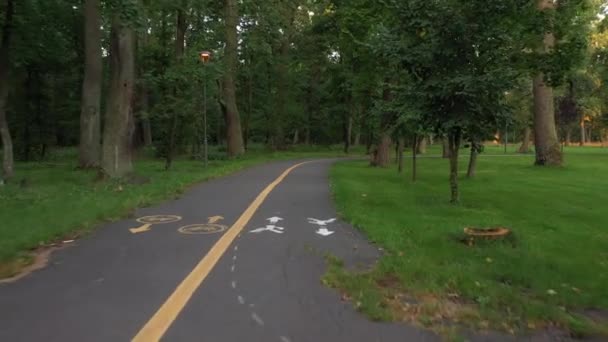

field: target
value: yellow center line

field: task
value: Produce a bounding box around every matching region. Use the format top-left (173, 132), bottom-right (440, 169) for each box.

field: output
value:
top-left (132, 161), bottom-right (313, 342)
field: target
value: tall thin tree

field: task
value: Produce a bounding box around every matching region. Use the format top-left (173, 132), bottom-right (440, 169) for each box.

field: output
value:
top-left (101, 12), bottom-right (135, 178)
top-left (79, 0), bottom-right (103, 168)
top-left (222, 0), bottom-right (245, 157)
top-left (533, 0), bottom-right (562, 166)
top-left (0, 0), bottom-right (14, 182)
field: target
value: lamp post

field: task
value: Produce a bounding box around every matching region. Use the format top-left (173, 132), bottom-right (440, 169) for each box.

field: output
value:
top-left (200, 51), bottom-right (211, 167)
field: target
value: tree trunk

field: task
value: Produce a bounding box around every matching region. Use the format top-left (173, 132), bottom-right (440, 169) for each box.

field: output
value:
top-left (518, 127), bottom-right (531, 153)
top-left (442, 137), bottom-right (451, 158)
top-left (579, 115), bottom-right (586, 146)
top-left (601, 129), bottom-right (608, 147)
top-left (344, 113), bottom-right (352, 154)
top-left (533, 0), bottom-right (562, 166)
top-left (293, 129), bottom-right (299, 145)
top-left (243, 62), bottom-right (253, 150)
top-left (416, 135), bottom-right (427, 154)
top-left (0, 0), bottom-right (14, 182)
top-left (223, 0), bottom-right (245, 156)
top-left (138, 19), bottom-right (152, 147)
top-left (305, 64), bottom-right (320, 146)
top-left (101, 15), bottom-right (135, 178)
top-left (354, 132), bottom-right (361, 146)
top-left (79, 0), bottom-right (102, 168)
top-left (165, 4), bottom-right (187, 170)
top-left (467, 142), bottom-right (478, 178)
top-left (371, 80), bottom-right (394, 167)
top-left (397, 137), bottom-right (404, 173)
top-left (371, 134), bottom-right (391, 167)
top-left (565, 129), bottom-right (571, 146)
top-left (141, 93), bottom-right (152, 146)
top-left (412, 136), bottom-right (418, 182)
top-left (448, 129), bottom-right (462, 203)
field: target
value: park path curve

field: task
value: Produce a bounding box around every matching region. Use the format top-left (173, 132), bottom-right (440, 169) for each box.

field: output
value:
top-left (0, 159), bottom-right (437, 342)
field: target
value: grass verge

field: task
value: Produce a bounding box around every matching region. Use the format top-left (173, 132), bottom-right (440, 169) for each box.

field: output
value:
top-left (0, 144), bottom-right (361, 279)
top-left (327, 146), bottom-right (608, 338)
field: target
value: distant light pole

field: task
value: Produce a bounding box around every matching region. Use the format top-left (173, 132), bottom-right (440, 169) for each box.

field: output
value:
top-left (200, 51), bottom-right (211, 167)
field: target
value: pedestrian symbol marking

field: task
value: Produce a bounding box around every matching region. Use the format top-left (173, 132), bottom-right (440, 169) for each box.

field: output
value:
top-left (250, 225), bottom-right (285, 234)
top-left (267, 217), bottom-right (283, 224)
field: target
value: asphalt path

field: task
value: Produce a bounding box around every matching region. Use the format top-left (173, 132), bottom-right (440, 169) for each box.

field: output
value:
top-left (1, 159), bottom-right (552, 342)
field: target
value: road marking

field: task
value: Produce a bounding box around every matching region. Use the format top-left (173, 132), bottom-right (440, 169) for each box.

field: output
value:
top-left (132, 161), bottom-right (311, 342)
top-left (177, 223), bottom-right (227, 235)
top-left (231, 265), bottom-right (235, 272)
top-left (130, 223), bottom-right (152, 234)
top-left (234, 245), bottom-right (238, 251)
top-left (280, 336), bottom-right (291, 342)
top-left (233, 255), bottom-right (237, 261)
top-left (316, 228), bottom-right (335, 237)
top-left (231, 281), bottom-right (236, 289)
top-left (267, 216), bottom-right (283, 224)
top-left (251, 313), bottom-right (264, 326)
top-left (238, 295), bottom-right (245, 305)
top-left (250, 225), bottom-right (285, 234)
top-left (208, 216), bottom-right (224, 224)
top-left (130, 215), bottom-right (182, 234)
top-left (307, 217), bottom-right (336, 226)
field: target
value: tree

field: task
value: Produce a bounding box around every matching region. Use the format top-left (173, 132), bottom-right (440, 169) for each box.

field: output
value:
top-left (380, 0), bottom-right (523, 202)
top-left (532, 0), bottom-right (562, 166)
top-left (222, 0), bottom-right (245, 157)
top-left (101, 8), bottom-right (136, 178)
top-left (79, 0), bottom-right (102, 168)
top-left (0, 0), bottom-right (14, 182)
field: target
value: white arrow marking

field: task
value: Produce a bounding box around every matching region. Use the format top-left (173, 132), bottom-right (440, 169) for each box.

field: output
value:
top-left (307, 218), bottom-right (337, 226)
top-left (250, 225), bottom-right (285, 234)
top-left (267, 217), bottom-right (283, 224)
top-left (316, 228), bottom-right (335, 237)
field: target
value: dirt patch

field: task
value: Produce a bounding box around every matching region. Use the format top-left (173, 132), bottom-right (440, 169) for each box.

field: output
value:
top-left (0, 249), bottom-right (54, 284)
top-left (376, 273), bottom-right (401, 289)
top-left (0, 238), bottom-right (78, 283)
top-left (387, 292), bottom-right (479, 328)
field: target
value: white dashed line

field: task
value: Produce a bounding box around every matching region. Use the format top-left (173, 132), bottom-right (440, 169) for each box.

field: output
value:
top-left (234, 246), bottom-right (239, 251)
top-left (280, 336), bottom-right (291, 342)
top-left (251, 313), bottom-right (264, 326)
top-left (231, 281), bottom-right (236, 289)
top-left (238, 295), bottom-right (245, 305)
top-left (233, 255), bottom-right (237, 261)
top-left (231, 265), bottom-right (235, 272)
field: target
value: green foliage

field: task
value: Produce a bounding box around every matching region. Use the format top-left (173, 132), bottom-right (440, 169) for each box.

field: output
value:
top-left (330, 148), bottom-right (608, 335)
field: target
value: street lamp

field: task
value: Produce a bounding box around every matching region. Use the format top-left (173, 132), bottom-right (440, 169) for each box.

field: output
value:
top-left (199, 51), bottom-right (211, 167)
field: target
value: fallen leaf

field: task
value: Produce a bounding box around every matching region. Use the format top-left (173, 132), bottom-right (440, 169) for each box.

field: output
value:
top-left (486, 257), bottom-right (493, 263)
top-left (547, 289), bottom-right (557, 296)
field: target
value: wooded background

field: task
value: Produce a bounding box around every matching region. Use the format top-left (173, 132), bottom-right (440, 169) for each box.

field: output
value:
top-left (0, 0), bottom-right (607, 201)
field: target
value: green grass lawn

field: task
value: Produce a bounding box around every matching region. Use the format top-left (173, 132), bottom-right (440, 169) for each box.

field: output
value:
top-left (0, 144), bottom-right (361, 278)
top-left (327, 146), bottom-right (608, 337)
